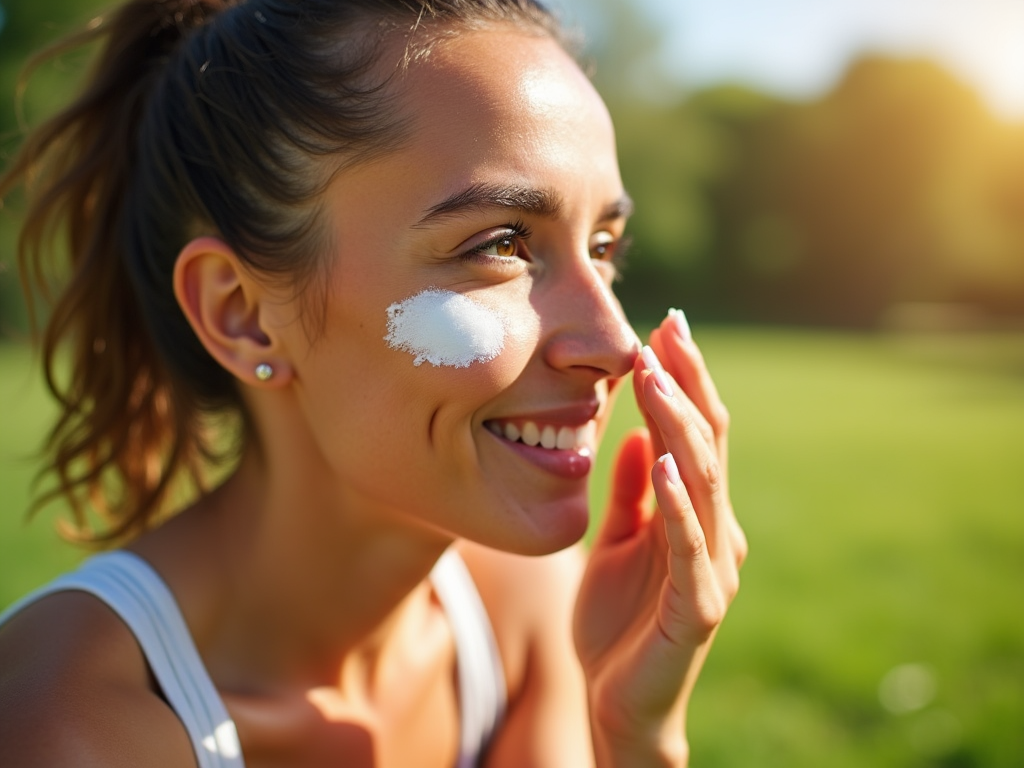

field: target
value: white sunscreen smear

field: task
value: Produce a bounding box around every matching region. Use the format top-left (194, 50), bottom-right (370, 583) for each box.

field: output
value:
top-left (385, 288), bottom-right (506, 368)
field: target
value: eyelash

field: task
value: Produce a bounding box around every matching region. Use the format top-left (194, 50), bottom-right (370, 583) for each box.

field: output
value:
top-left (593, 234), bottom-right (633, 282)
top-left (461, 221), bottom-right (632, 281)
top-left (463, 219), bottom-right (534, 264)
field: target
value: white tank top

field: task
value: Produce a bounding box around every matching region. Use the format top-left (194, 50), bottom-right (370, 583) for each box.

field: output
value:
top-left (0, 548), bottom-right (506, 767)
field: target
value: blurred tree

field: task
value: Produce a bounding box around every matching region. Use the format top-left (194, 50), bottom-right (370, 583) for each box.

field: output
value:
top-left (709, 57), bottom-right (1024, 326)
top-left (603, 54), bottom-right (1024, 326)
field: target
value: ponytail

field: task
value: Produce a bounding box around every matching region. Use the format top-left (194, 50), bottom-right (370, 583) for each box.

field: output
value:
top-left (2, 1), bottom-right (238, 543)
top-left (1, 0), bottom-right (563, 544)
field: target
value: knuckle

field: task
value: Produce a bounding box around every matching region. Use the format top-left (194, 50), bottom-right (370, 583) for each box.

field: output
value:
top-left (734, 530), bottom-right (749, 568)
top-left (693, 592), bottom-right (727, 635)
top-left (660, 589), bottom-right (720, 644)
top-left (712, 403), bottom-right (730, 433)
top-left (721, 569), bottom-right (741, 602)
top-left (671, 401), bottom-right (698, 437)
top-left (685, 528), bottom-right (708, 561)
top-left (702, 458), bottom-right (722, 493)
top-left (697, 417), bottom-right (715, 447)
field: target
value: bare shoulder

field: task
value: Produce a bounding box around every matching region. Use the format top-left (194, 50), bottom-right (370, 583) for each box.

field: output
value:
top-left (456, 542), bottom-right (593, 767)
top-left (0, 590), bottom-right (195, 767)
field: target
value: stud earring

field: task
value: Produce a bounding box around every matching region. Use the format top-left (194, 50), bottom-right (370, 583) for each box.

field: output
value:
top-left (254, 363), bottom-right (274, 382)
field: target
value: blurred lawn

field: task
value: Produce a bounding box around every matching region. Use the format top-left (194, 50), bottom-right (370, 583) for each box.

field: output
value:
top-left (2, 329), bottom-right (1023, 766)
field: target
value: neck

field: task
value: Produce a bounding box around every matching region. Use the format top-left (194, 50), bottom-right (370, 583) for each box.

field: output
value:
top-left (135, 441), bottom-right (454, 694)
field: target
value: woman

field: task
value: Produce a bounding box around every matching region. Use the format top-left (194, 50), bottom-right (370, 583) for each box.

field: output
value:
top-left (0, 0), bottom-right (746, 765)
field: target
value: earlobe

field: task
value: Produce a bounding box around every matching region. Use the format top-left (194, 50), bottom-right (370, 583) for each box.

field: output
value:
top-left (173, 237), bottom-right (292, 387)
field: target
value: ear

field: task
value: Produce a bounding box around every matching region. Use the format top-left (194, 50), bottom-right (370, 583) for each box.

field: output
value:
top-left (173, 237), bottom-right (292, 387)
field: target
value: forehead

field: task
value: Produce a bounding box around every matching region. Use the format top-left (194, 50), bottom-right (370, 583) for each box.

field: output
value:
top-left (386, 27), bottom-right (620, 201)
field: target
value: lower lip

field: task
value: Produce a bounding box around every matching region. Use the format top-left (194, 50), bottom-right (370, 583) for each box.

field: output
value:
top-left (488, 432), bottom-right (593, 480)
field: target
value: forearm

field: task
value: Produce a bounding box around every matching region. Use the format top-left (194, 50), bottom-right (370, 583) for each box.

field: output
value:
top-left (585, 628), bottom-right (718, 768)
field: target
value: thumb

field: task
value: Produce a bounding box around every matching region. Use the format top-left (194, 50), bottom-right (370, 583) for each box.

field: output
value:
top-left (595, 428), bottom-right (654, 547)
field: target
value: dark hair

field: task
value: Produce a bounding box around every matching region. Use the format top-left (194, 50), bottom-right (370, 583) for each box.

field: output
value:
top-left (0, 0), bottom-right (563, 543)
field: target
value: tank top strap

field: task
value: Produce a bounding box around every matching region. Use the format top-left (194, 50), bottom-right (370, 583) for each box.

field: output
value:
top-left (1, 548), bottom-right (507, 768)
top-left (0, 552), bottom-right (243, 768)
top-left (429, 548), bottom-right (508, 768)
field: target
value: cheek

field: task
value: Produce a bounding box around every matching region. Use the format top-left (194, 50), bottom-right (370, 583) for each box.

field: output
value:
top-left (384, 288), bottom-right (506, 369)
top-left (383, 285), bottom-right (540, 393)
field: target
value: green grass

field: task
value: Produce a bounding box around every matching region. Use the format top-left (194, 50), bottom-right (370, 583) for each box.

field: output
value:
top-left (0, 344), bottom-right (83, 606)
top-left (2, 330), bottom-right (1023, 766)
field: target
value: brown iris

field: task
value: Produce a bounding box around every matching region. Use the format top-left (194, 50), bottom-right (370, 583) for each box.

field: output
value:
top-left (494, 237), bottom-right (516, 257)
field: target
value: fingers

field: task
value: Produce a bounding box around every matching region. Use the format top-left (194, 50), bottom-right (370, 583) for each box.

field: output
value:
top-left (649, 311), bottom-right (730, 469)
top-left (595, 428), bottom-right (656, 547)
top-left (650, 454), bottom-right (729, 645)
top-left (644, 310), bottom-right (746, 570)
top-left (637, 356), bottom-right (729, 558)
top-left (731, 517), bottom-right (749, 569)
top-left (631, 352), bottom-right (667, 461)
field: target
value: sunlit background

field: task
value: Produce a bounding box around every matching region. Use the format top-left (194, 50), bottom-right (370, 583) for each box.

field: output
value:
top-left (547, 0), bottom-right (1024, 329)
top-left (1, 1), bottom-right (1022, 766)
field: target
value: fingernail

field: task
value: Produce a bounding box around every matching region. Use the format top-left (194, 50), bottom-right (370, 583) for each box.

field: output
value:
top-left (658, 453), bottom-right (681, 486)
top-left (654, 368), bottom-right (675, 397)
top-left (642, 346), bottom-right (675, 397)
top-left (668, 308), bottom-right (692, 343)
top-left (641, 345), bottom-right (663, 372)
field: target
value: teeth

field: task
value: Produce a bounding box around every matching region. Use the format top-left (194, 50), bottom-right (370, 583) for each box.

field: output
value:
top-left (556, 426), bottom-right (575, 450)
top-left (521, 421), bottom-right (540, 447)
top-left (580, 422), bottom-right (596, 447)
top-left (492, 419), bottom-right (597, 452)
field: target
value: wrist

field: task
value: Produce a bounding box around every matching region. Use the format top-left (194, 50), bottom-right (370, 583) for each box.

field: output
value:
top-left (589, 699), bottom-right (690, 768)
top-left (592, 727), bottom-right (689, 768)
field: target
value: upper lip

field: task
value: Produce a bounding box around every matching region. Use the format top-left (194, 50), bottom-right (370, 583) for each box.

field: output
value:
top-left (483, 399), bottom-right (602, 428)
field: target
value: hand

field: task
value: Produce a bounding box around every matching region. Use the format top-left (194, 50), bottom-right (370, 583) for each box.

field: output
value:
top-left (573, 310), bottom-right (747, 767)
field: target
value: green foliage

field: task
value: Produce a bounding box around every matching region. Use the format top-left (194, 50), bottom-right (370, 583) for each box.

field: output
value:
top-left (0, 344), bottom-right (83, 605)
top-left (0, 0), bottom-right (108, 338)
top-left (605, 56), bottom-right (1024, 328)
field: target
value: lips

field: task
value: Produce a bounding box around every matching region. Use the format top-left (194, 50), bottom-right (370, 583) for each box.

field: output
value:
top-left (482, 402), bottom-right (600, 480)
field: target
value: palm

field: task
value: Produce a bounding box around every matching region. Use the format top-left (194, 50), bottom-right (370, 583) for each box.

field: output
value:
top-left (574, 434), bottom-right (664, 672)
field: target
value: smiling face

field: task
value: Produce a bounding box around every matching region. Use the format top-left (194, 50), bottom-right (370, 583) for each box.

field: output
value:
top-left (268, 26), bottom-right (639, 554)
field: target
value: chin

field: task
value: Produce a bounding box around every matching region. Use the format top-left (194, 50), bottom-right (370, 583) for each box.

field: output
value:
top-left (496, 491), bottom-right (591, 557)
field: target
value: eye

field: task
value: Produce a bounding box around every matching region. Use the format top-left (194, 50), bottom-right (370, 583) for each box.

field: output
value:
top-left (479, 235), bottom-right (519, 259)
top-left (590, 230), bottom-right (632, 281)
top-left (462, 220), bottom-right (533, 267)
top-left (590, 232), bottom-right (616, 260)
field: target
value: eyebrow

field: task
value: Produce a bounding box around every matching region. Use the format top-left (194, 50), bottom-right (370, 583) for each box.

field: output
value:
top-left (598, 193), bottom-right (634, 223)
top-left (415, 182), bottom-right (636, 228)
top-left (416, 182), bottom-right (564, 226)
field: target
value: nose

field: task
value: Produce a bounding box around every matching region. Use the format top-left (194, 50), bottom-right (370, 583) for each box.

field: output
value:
top-left (540, 260), bottom-right (640, 380)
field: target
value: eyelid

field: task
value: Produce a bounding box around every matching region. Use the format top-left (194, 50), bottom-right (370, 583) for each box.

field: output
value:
top-left (460, 220), bottom-right (533, 261)
top-left (471, 232), bottom-right (518, 257)
top-left (590, 230), bottom-right (632, 283)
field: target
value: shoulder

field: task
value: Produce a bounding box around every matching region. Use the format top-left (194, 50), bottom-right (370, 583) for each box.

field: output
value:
top-left (0, 589), bottom-right (195, 767)
top-left (456, 542), bottom-right (593, 767)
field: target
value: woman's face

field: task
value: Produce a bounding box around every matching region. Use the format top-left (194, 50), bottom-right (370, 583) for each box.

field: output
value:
top-left (270, 26), bottom-right (638, 554)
